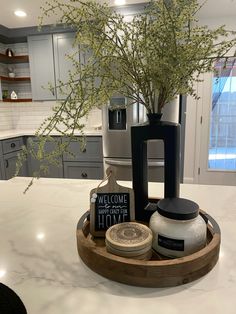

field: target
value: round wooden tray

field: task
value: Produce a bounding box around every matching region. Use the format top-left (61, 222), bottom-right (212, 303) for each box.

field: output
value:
top-left (76, 211), bottom-right (221, 287)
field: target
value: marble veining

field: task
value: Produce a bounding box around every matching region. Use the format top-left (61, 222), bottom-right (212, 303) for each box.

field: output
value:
top-left (0, 177), bottom-right (236, 313)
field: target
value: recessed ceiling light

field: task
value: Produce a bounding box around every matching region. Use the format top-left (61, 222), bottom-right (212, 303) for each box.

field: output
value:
top-left (114, 0), bottom-right (126, 5)
top-left (14, 10), bottom-right (27, 17)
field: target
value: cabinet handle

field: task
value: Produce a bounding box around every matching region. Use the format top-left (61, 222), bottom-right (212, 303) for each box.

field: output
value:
top-left (81, 172), bottom-right (88, 178)
top-left (5, 160), bottom-right (9, 168)
top-left (11, 143), bottom-right (16, 148)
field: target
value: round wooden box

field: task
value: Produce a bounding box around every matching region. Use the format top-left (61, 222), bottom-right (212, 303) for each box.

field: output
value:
top-left (76, 211), bottom-right (221, 288)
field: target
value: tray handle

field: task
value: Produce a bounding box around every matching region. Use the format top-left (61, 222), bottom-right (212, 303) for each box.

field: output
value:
top-left (200, 210), bottom-right (221, 235)
top-left (77, 211), bottom-right (90, 236)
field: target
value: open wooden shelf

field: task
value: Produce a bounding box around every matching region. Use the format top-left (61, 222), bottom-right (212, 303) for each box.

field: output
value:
top-left (0, 53), bottom-right (29, 64)
top-left (1, 98), bottom-right (32, 102)
top-left (0, 76), bottom-right (31, 82)
top-left (0, 49), bottom-right (31, 102)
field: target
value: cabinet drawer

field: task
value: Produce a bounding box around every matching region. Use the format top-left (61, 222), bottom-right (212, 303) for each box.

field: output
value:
top-left (63, 137), bottom-right (103, 162)
top-left (2, 137), bottom-right (24, 154)
top-left (64, 162), bottom-right (103, 179)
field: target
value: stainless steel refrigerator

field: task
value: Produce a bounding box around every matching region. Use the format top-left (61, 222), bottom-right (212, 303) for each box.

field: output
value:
top-left (102, 96), bottom-right (180, 181)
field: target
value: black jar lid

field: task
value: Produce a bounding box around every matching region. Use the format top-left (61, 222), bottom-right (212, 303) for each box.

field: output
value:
top-left (157, 197), bottom-right (199, 220)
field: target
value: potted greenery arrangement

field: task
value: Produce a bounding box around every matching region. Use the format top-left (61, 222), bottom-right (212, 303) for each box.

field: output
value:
top-left (17, 0), bottom-right (236, 191)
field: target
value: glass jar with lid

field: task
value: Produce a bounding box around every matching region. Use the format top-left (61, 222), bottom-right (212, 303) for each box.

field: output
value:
top-left (149, 197), bottom-right (207, 258)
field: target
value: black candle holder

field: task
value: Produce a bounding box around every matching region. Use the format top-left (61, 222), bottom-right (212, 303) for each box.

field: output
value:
top-left (131, 116), bottom-right (181, 222)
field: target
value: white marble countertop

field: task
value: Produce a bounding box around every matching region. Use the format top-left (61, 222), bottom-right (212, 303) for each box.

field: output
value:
top-left (0, 129), bottom-right (102, 140)
top-left (0, 177), bottom-right (236, 314)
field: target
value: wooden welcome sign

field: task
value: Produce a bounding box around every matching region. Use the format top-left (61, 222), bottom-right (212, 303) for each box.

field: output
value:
top-left (90, 167), bottom-right (135, 237)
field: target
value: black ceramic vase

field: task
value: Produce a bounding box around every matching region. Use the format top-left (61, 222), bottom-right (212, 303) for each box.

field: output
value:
top-left (131, 113), bottom-right (181, 222)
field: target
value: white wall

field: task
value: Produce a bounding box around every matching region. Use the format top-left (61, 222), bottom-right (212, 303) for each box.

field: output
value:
top-left (184, 94), bottom-right (199, 183)
top-left (199, 16), bottom-right (236, 32)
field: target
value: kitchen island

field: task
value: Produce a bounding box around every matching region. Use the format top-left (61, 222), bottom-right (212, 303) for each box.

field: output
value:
top-left (0, 177), bottom-right (235, 314)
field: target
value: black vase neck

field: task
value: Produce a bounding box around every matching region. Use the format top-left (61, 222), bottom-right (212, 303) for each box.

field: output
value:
top-left (147, 113), bottom-right (163, 124)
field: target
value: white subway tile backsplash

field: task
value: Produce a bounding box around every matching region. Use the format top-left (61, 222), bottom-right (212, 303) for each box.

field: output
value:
top-left (0, 103), bottom-right (14, 130)
top-left (12, 63), bottom-right (30, 77)
top-left (6, 42), bottom-right (28, 56)
top-left (0, 63), bottom-right (8, 76)
top-left (0, 43), bottom-right (5, 54)
top-left (0, 42), bottom-right (28, 58)
top-left (0, 101), bottom-right (102, 132)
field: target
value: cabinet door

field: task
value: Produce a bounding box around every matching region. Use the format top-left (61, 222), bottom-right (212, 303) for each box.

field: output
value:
top-left (28, 158), bottom-right (63, 178)
top-left (27, 138), bottom-right (63, 178)
top-left (28, 35), bottom-right (56, 100)
top-left (0, 143), bottom-right (5, 179)
top-left (3, 151), bottom-right (27, 180)
top-left (64, 162), bottom-right (103, 179)
top-left (53, 32), bottom-right (78, 99)
top-left (0, 162), bottom-right (4, 179)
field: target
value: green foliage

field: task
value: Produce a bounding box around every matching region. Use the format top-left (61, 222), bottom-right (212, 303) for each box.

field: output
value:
top-left (16, 0), bottom-right (236, 185)
top-left (39, 0), bottom-right (236, 113)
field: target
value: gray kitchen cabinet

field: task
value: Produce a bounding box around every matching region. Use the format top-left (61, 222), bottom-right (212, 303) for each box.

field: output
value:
top-left (27, 137), bottom-right (63, 178)
top-left (0, 135), bottom-right (103, 180)
top-left (0, 142), bottom-right (4, 180)
top-left (53, 32), bottom-right (78, 99)
top-left (28, 32), bottom-right (77, 101)
top-left (63, 136), bottom-right (103, 179)
top-left (28, 34), bottom-right (56, 101)
top-left (1, 137), bottom-right (27, 180)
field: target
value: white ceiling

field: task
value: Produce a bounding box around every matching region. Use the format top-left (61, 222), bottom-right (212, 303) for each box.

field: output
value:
top-left (198, 0), bottom-right (236, 18)
top-left (0, 0), bottom-right (236, 28)
top-left (0, 0), bottom-right (145, 28)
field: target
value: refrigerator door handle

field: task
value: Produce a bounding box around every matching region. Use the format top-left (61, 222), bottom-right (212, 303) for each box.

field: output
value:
top-left (148, 161), bottom-right (165, 167)
top-left (105, 159), bottom-right (164, 167)
top-left (116, 110), bottom-right (121, 123)
top-left (105, 159), bottom-right (132, 166)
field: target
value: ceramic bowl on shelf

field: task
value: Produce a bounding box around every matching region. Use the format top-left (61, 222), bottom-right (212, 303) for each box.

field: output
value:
top-left (8, 72), bottom-right (15, 78)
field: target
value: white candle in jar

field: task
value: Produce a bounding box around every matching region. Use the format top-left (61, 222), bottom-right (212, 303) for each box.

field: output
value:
top-left (149, 198), bottom-right (207, 258)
